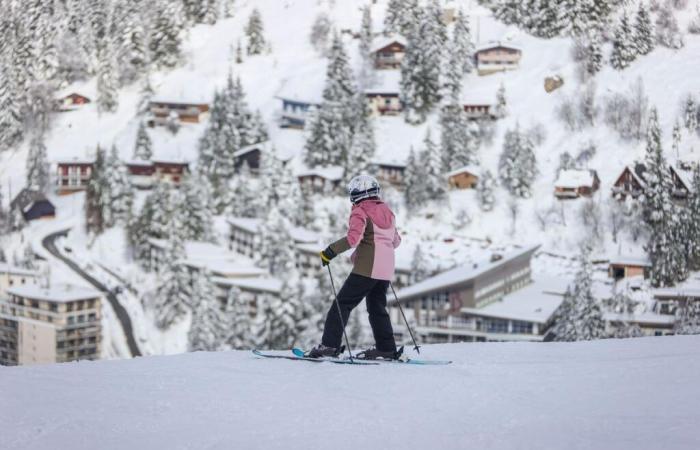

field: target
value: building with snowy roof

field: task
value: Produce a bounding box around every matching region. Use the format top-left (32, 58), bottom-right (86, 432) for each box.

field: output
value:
top-left (0, 264), bottom-right (39, 300)
top-left (390, 245), bottom-right (558, 343)
top-left (297, 166), bottom-right (344, 194)
top-left (10, 189), bottom-right (55, 222)
top-left (275, 67), bottom-right (325, 129)
top-left (611, 163), bottom-right (693, 201)
top-left (371, 36), bottom-right (407, 70)
top-left (0, 284), bottom-right (102, 366)
top-left (365, 71), bottom-right (402, 116)
top-left (554, 169), bottom-right (600, 199)
top-left (147, 99), bottom-right (210, 127)
top-left (125, 159), bottom-right (190, 188)
top-left (474, 42), bottom-right (522, 75)
top-left (374, 161), bottom-right (406, 187)
top-left (608, 256), bottom-right (650, 281)
top-left (652, 279), bottom-right (700, 316)
top-left (228, 217), bottom-right (320, 260)
top-left (447, 166), bottom-right (480, 190)
top-left (56, 92), bottom-right (91, 112)
top-left (56, 158), bottom-right (94, 194)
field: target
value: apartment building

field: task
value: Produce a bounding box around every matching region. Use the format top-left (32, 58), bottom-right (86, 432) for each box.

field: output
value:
top-left (0, 284), bottom-right (102, 366)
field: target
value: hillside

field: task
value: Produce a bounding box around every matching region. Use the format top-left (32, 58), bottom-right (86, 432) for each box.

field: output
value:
top-left (2, 336), bottom-right (700, 450)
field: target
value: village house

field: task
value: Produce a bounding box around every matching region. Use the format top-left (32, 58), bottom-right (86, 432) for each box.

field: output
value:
top-left (365, 71), bottom-right (402, 116)
top-left (275, 68), bottom-right (324, 129)
top-left (56, 92), bottom-right (91, 112)
top-left (125, 160), bottom-right (189, 188)
top-left (0, 264), bottom-right (38, 300)
top-left (608, 256), bottom-right (650, 281)
top-left (10, 189), bottom-right (56, 222)
top-left (611, 163), bottom-right (693, 200)
top-left (554, 169), bottom-right (600, 199)
top-left (463, 103), bottom-right (496, 120)
top-left (371, 36), bottom-right (407, 70)
top-left (277, 97), bottom-right (319, 129)
top-left (212, 276), bottom-right (282, 314)
top-left (375, 161), bottom-right (406, 187)
top-left (652, 280), bottom-right (700, 317)
top-left (56, 159), bottom-right (93, 194)
top-left (228, 217), bottom-right (320, 261)
top-left (389, 245), bottom-right (555, 344)
top-left (147, 99), bottom-right (210, 126)
top-left (474, 42), bottom-right (522, 75)
top-left (0, 284), bottom-right (102, 366)
top-left (297, 166), bottom-right (344, 194)
top-left (447, 166), bottom-right (479, 189)
top-left (233, 141), bottom-right (278, 174)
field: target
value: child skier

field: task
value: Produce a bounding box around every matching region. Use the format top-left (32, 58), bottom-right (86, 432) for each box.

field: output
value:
top-left (306, 175), bottom-right (402, 360)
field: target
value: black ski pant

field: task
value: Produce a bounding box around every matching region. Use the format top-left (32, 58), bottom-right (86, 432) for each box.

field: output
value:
top-left (321, 273), bottom-right (397, 352)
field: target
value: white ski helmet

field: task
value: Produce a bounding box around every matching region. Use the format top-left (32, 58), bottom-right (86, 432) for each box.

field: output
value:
top-left (347, 174), bottom-right (381, 204)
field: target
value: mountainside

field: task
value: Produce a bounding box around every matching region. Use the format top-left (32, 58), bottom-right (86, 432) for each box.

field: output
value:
top-left (2, 335), bottom-right (700, 450)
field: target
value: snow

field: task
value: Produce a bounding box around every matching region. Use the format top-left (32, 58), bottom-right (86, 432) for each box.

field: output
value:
top-left (474, 41), bottom-right (523, 53)
top-left (6, 283), bottom-right (101, 303)
top-left (212, 276), bottom-right (282, 294)
top-left (0, 264), bottom-right (38, 277)
top-left (364, 70), bottom-right (401, 94)
top-left (296, 165), bottom-right (345, 181)
top-left (397, 245), bottom-right (541, 300)
top-left (555, 169), bottom-right (597, 188)
top-left (2, 336), bottom-right (700, 450)
top-left (653, 279), bottom-right (700, 299)
top-left (369, 35), bottom-right (406, 53)
top-left (446, 164), bottom-right (481, 178)
top-left (465, 275), bottom-right (569, 323)
top-left (609, 255), bottom-right (651, 267)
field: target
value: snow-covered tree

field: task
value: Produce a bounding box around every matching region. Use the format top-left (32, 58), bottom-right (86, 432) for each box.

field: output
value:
top-left (452, 9), bottom-right (474, 74)
top-left (683, 96), bottom-right (697, 132)
top-left (585, 31), bottom-right (604, 76)
top-left (440, 103), bottom-right (478, 170)
top-left (149, 1), bottom-right (184, 68)
top-left (257, 205), bottom-right (296, 277)
top-left (607, 289), bottom-right (643, 338)
top-left (476, 170), bottom-right (496, 212)
top-left (179, 173), bottom-right (214, 242)
top-left (656, 1), bottom-right (684, 49)
top-left (309, 12), bottom-right (332, 56)
top-left (228, 162), bottom-right (259, 218)
top-left (674, 299), bottom-right (700, 335)
top-left (0, 60), bottom-right (24, 150)
top-left (610, 11), bottom-right (637, 70)
top-left (421, 129), bottom-right (447, 204)
top-left (686, 166), bottom-right (700, 270)
top-left (102, 145), bottom-right (134, 227)
top-left (358, 5), bottom-right (375, 88)
top-left (384, 0), bottom-right (420, 35)
top-left (266, 274), bottom-right (303, 349)
top-left (551, 244), bottom-right (606, 341)
top-left (85, 147), bottom-right (108, 234)
top-left (129, 182), bottom-right (180, 268)
top-left (25, 134), bottom-right (49, 193)
top-left (226, 287), bottom-right (252, 349)
top-left (153, 235), bottom-right (191, 329)
top-left (114, 0), bottom-right (148, 84)
top-left (403, 147), bottom-right (425, 211)
top-left (133, 122), bottom-right (152, 160)
top-left (498, 125), bottom-right (538, 198)
top-left (96, 37), bottom-right (118, 113)
top-left (672, 119), bottom-right (681, 159)
top-left (245, 8), bottom-right (267, 55)
top-left (494, 83), bottom-right (508, 119)
top-left (188, 269), bottom-right (227, 351)
top-left (410, 245), bottom-right (431, 283)
top-left (634, 3), bottom-right (655, 56)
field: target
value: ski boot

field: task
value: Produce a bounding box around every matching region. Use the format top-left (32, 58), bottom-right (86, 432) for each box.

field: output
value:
top-left (355, 346), bottom-right (404, 361)
top-left (305, 344), bottom-right (343, 359)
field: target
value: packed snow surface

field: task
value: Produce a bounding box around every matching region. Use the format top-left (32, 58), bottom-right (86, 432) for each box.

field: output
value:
top-left (2, 336), bottom-right (700, 450)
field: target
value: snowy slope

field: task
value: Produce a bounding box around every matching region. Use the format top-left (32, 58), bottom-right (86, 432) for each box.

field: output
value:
top-left (2, 336), bottom-right (700, 450)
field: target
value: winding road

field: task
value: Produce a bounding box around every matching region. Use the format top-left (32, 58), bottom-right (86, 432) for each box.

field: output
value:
top-left (42, 230), bottom-right (142, 358)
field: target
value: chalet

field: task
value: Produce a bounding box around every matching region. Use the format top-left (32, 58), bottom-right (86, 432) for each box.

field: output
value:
top-left (611, 163), bottom-right (693, 200)
top-left (148, 100), bottom-right (210, 126)
top-left (608, 256), bottom-right (650, 280)
top-left (0, 263), bottom-right (38, 299)
top-left (474, 42), bottom-right (522, 75)
top-left (125, 161), bottom-right (155, 188)
top-left (447, 166), bottom-right (479, 189)
top-left (365, 72), bottom-right (402, 116)
top-left (463, 103), bottom-right (495, 120)
top-left (371, 36), bottom-right (407, 70)
top-left (212, 276), bottom-right (282, 313)
top-left (297, 166), bottom-right (344, 194)
top-left (10, 189), bottom-right (55, 222)
top-left (276, 69), bottom-right (324, 129)
top-left (228, 217), bottom-right (319, 260)
top-left (277, 97), bottom-right (319, 129)
top-left (652, 281), bottom-right (700, 317)
top-left (57, 93), bottom-right (91, 112)
top-left (375, 161), bottom-right (406, 186)
top-left (233, 141), bottom-right (275, 174)
top-left (554, 169), bottom-right (600, 199)
top-left (389, 245), bottom-right (558, 343)
top-left (153, 160), bottom-right (189, 184)
top-left (56, 159), bottom-right (93, 194)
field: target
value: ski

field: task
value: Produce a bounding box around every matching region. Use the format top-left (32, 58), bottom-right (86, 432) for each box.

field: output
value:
top-left (251, 349), bottom-right (379, 365)
top-left (291, 348), bottom-right (452, 365)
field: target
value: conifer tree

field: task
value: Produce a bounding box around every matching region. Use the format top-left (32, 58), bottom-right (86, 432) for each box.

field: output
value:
top-left (400, 19), bottom-right (442, 124)
top-left (607, 289), bottom-right (643, 338)
top-left (137, 72), bottom-right (155, 114)
top-left (226, 287), bottom-right (252, 349)
top-left (153, 234), bottom-right (191, 329)
top-left (267, 273), bottom-right (303, 349)
top-left (672, 119), bottom-right (681, 160)
top-left (634, 3), bottom-right (655, 56)
top-left (85, 147), bottom-right (108, 234)
top-left (309, 12), bottom-right (332, 56)
top-left (440, 103), bottom-right (477, 171)
top-left (410, 245), bottom-right (431, 283)
top-left (656, 1), bottom-right (684, 49)
top-left (498, 125), bottom-right (538, 198)
top-left (228, 162), bottom-right (259, 218)
top-left (385, 0), bottom-right (420, 36)
top-left (358, 5), bottom-right (374, 88)
top-left (684, 96), bottom-right (697, 132)
top-left (180, 173), bottom-right (214, 241)
top-left (421, 129), bottom-right (447, 203)
top-left (129, 182), bottom-right (179, 268)
top-left (245, 8), bottom-right (267, 55)
top-left (688, 166), bottom-right (700, 271)
top-left (0, 60), bottom-right (24, 150)
top-left (223, 0), bottom-right (236, 18)
top-left (403, 147), bottom-right (426, 210)
top-left (610, 12), bottom-right (637, 70)
top-left (149, 1), bottom-right (184, 68)
top-left (674, 300), bottom-right (700, 335)
top-left (476, 170), bottom-right (496, 212)
top-left (188, 269), bottom-right (227, 351)
top-left (25, 134), bottom-right (50, 193)
top-left (494, 83), bottom-right (508, 119)
top-left (114, 0), bottom-right (147, 84)
top-left (452, 9), bottom-right (474, 74)
top-left (103, 145), bottom-right (134, 227)
top-left (133, 122), bottom-right (153, 160)
top-left (258, 205), bottom-right (295, 277)
top-left (585, 32), bottom-right (603, 76)
top-left (96, 39), bottom-right (119, 113)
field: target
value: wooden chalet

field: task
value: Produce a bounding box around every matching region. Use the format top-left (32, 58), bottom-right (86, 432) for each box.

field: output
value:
top-left (125, 161), bottom-right (155, 188)
top-left (371, 37), bottom-right (407, 70)
top-left (474, 43), bottom-right (522, 75)
top-left (297, 166), bottom-right (344, 194)
top-left (10, 189), bottom-right (55, 222)
top-left (148, 100), bottom-right (210, 126)
top-left (608, 256), bottom-right (650, 281)
top-left (57, 93), bottom-right (91, 112)
top-left (554, 169), bottom-right (600, 199)
top-left (233, 142), bottom-right (269, 173)
top-left (277, 97), bottom-right (319, 129)
top-left (447, 166), bottom-right (480, 189)
top-left (56, 159), bottom-right (93, 194)
top-left (463, 104), bottom-right (495, 120)
top-left (365, 72), bottom-right (402, 116)
top-left (153, 160), bottom-right (189, 184)
top-left (611, 163), bottom-right (693, 200)
top-left (375, 162), bottom-right (406, 186)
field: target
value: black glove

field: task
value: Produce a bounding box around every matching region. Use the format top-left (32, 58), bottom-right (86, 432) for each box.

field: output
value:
top-left (320, 247), bottom-right (337, 266)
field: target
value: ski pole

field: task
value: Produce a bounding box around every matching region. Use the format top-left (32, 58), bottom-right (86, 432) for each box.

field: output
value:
top-left (327, 265), bottom-right (354, 362)
top-left (390, 282), bottom-right (420, 354)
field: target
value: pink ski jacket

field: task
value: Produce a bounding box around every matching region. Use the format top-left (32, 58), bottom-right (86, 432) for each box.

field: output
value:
top-left (328, 200), bottom-right (401, 281)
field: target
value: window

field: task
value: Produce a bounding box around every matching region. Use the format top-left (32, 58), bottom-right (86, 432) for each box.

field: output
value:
top-left (512, 321), bottom-right (533, 334)
top-left (485, 319), bottom-right (508, 333)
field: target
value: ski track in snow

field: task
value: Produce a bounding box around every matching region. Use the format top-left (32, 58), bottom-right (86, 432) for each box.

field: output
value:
top-left (1, 336), bottom-right (700, 450)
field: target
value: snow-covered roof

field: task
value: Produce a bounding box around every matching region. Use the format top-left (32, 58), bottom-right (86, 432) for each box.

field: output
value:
top-left (275, 64), bottom-right (326, 105)
top-left (364, 71), bottom-right (401, 95)
top-left (233, 141), bottom-right (272, 158)
top-left (555, 169), bottom-right (598, 189)
top-left (55, 158), bottom-right (94, 165)
top-left (461, 276), bottom-right (568, 324)
top-left (212, 276), bottom-right (282, 295)
top-left (7, 284), bottom-right (101, 303)
top-left (609, 255), bottom-right (651, 267)
top-left (370, 35), bottom-right (407, 54)
top-left (603, 311), bottom-right (675, 325)
top-left (296, 242), bottom-right (322, 254)
top-left (396, 245), bottom-right (541, 301)
top-left (289, 226), bottom-right (320, 244)
top-left (446, 165), bottom-right (480, 179)
top-left (296, 165), bottom-right (344, 181)
top-left (228, 217), bottom-right (319, 244)
top-left (0, 263), bottom-right (38, 277)
top-left (653, 280), bottom-right (700, 299)
top-left (474, 41), bottom-right (522, 53)
top-left (185, 260), bottom-right (267, 278)
top-left (124, 160), bottom-right (154, 167)
top-left (671, 165), bottom-right (694, 192)
top-left (152, 158), bottom-right (190, 165)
